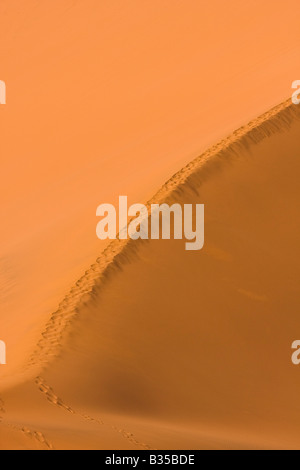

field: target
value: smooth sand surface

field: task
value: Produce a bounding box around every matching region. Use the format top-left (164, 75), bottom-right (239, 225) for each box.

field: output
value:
top-left (1, 0), bottom-right (300, 449)
top-left (1, 100), bottom-right (300, 449)
top-left (1, 0), bottom-right (300, 384)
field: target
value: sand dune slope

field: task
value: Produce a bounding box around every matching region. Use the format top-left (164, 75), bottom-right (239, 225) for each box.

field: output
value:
top-left (1, 0), bottom-right (300, 389)
top-left (1, 100), bottom-right (300, 449)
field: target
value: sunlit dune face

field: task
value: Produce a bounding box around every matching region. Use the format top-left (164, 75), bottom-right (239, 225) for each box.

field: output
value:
top-left (1, 0), bottom-right (300, 380)
top-left (1, 0), bottom-right (300, 450)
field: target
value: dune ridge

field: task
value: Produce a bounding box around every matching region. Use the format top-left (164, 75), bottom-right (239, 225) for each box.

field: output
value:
top-left (0, 97), bottom-right (299, 449)
top-left (26, 98), bottom-right (300, 378)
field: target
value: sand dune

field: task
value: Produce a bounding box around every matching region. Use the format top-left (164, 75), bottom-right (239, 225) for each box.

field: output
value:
top-left (1, 0), bottom-right (300, 390)
top-left (2, 0), bottom-right (300, 450)
top-left (1, 100), bottom-right (300, 449)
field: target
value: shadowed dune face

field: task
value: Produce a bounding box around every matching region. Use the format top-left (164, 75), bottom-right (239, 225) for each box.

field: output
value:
top-left (32, 111), bottom-right (300, 447)
top-left (0, 104), bottom-right (300, 450)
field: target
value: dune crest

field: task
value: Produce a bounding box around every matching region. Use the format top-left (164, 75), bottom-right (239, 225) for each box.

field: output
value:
top-left (27, 98), bottom-right (300, 375)
top-left (1, 98), bottom-right (300, 449)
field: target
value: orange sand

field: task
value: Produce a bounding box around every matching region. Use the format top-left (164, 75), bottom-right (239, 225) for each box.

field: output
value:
top-left (1, 0), bottom-right (300, 450)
